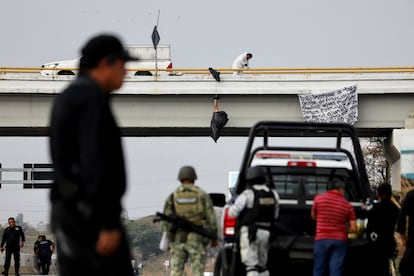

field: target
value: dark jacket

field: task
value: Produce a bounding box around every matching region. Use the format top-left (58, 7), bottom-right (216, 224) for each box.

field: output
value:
top-left (36, 240), bottom-right (54, 258)
top-left (366, 199), bottom-right (399, 255)
top-left (49, 75), bottom-right (126, 231)
top-left (1, 225), bottom-right (25, 249)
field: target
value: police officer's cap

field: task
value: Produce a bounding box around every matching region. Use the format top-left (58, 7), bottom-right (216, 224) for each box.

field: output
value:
top-left (246, 166), bottom-right (267, 185)
top-left (178, 166), bottom-right (197, 181)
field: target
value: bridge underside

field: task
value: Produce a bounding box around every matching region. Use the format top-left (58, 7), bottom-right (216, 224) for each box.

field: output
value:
top-left (0, 93), bottom-right (409, 138)
top-left (0, 126), bottom-right (396, 138)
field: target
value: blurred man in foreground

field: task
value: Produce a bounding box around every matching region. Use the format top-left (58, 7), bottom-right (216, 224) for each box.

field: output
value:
top-left (49, 33), bottom-right (137, 276)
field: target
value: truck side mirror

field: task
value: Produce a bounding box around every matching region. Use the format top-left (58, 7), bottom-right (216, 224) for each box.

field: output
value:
top-left (209, 193), bottom-right (226, 207)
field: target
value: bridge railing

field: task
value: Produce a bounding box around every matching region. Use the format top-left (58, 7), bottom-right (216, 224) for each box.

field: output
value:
top-left (167, 67), bottom-right (414, 75)
top-left (1, 66), bottom-right (414, 75)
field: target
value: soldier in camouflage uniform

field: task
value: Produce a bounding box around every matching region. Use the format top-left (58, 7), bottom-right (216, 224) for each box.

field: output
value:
top-left (162, 166), bottom-right (218, 276)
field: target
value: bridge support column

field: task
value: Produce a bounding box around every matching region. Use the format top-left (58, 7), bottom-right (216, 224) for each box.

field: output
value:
top-left (388, 113), bottom-right (414, 192)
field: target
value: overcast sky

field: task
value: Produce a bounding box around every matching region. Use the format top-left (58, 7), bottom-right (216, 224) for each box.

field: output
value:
top-left (1, 0), bottom-right (414, 68)
top-left (0, 0), bottom-right (414, 225)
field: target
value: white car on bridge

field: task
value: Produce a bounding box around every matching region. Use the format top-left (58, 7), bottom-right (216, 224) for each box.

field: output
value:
top-left (40, 45), bottom-right (174, 77)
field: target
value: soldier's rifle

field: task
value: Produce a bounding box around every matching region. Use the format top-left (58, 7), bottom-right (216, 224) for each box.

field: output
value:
top-left (154, 212), bottom-right (219, 241)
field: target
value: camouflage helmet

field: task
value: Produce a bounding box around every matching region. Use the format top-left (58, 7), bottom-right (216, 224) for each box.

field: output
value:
top-left (178, 166), bottom-right (197, 181)
top-left (246, 166), bottom-right (267, 185)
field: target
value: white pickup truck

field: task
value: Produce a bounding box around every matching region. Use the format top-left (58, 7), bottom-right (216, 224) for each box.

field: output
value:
top-left (40, 45), bottom-right (173, 77)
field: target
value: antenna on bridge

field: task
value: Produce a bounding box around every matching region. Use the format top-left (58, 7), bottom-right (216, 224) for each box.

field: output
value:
top-left (151, 10), bottom-right (161, 80)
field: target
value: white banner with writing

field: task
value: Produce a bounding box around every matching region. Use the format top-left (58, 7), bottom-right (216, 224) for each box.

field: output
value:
top-left (298, 85), bottom-right (358, 125)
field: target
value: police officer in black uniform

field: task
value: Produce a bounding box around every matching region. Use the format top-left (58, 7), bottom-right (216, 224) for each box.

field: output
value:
top-left (34, 235), bottom-right (43, 271)
top-left (34, 235), bottom-right (55, 275)
top-left (364, 183), bottom-right (399, 276)
top-left (0, 217), bottom-right (25, 276)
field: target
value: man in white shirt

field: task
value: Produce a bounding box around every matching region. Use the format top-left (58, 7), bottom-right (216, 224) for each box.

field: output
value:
top-left (232, 52), bottom-right (253, 75)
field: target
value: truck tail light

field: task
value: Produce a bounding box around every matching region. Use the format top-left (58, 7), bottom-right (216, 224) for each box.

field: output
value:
top-left (167, 62), bottom-right (173, 70)
top-left (223, 207), bottom-right (236, 236)
top-left (288, 161), bottom-right (316, 167)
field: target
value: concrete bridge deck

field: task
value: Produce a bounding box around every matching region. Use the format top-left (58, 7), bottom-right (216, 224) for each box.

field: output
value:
top-left (0, 67), bottom-right (413, 137)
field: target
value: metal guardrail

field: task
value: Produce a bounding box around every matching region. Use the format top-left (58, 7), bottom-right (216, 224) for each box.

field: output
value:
top-left (168, 66), bottom-right (414, 75)
top-left (1, 66), bottom-right (414, 75)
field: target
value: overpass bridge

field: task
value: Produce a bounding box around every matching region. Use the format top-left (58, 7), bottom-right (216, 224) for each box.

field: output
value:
top-left (1, 67), bottom-right (414, 189)
top-left (0, 67), bottom-right (413, 137)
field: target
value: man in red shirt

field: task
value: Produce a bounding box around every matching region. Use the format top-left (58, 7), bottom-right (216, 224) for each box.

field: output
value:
top-left (311, 179), bottom-right (356, 276)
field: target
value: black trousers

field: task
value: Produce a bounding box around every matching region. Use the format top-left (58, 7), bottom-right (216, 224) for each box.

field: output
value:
top-left (56, 232), bottom-right (134, 276)
top-left (53, 220), bottom-right (134, 276)
top-left (51, 202), bottom-right (134, 276)
top-left (364, 242), bottom-right (395, 276)
top-left (3, 246), bottom-right (20, 274)
top-left (38, 255), bottom-right (51, 275)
